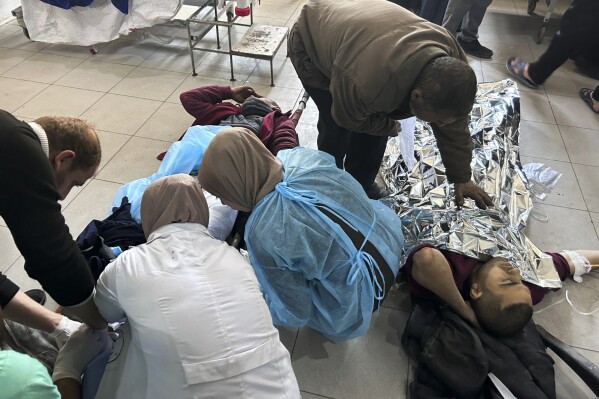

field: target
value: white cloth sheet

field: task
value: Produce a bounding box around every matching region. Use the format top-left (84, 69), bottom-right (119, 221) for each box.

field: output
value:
top-left (94, 223), bottom-right (300, 399)
top-left (21, 0), bottom-right (182, 46)
top-left (204, 190), bottom-right (237, 241)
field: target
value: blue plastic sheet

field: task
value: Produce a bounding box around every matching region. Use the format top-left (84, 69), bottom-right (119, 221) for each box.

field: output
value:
top-left (245, 147), bottom-right (404, 342)
top-left (110, 125), bottom-right (227, 222)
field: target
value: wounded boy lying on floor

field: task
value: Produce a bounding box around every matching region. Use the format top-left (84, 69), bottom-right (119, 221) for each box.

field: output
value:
top-left (405, 244), bottom-right (598, 336)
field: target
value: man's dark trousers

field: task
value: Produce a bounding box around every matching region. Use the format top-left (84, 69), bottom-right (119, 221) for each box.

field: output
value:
top-left (303, 85), bottom-right (389, 188)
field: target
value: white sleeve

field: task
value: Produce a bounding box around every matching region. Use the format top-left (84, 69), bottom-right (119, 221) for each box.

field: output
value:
top-left (94, 262), bottom-right (126, 323)
top-left (205, 190), bottom-right (238, 241)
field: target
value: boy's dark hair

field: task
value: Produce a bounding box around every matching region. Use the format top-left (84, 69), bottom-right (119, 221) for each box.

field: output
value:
top-left (34, 116), bottom-right (101, 170)
top-left (470, 259), bottom-right (533, 337)
top-left (413, 56), bottom-right (477, 118)
top-left (471, 293), bottom-right (533, 337)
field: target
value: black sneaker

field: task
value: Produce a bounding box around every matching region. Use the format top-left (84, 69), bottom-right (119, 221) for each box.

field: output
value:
top-left (25, 289), bottom-right (46, 306)
top-left (364, 182), bottom-right (390, 200)
top-left (458, 38), bottom-right (494, 59)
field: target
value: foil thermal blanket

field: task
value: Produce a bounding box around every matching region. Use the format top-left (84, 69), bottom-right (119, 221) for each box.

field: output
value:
top-left (381, 79), bottom-right (561, 288)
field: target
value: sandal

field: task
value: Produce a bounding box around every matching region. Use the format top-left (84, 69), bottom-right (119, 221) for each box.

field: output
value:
top-left (506, 57), bottom-right (538, 89)
top-left (579, 88), bottom-right (599, 114)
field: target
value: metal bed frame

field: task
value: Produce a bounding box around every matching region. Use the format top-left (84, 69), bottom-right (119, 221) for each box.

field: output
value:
top-left (183, 0), bottom-right (288, 86)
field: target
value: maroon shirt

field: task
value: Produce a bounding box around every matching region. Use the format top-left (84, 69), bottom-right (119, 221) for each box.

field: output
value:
top-left (404, 244), bottom-right (570, 305)
top-left (179, 85), bottom-right (298, 155)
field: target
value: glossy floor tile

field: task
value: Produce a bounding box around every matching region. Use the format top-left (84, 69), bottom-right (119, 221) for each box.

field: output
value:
top-left (0, 76), bottom-right (48, 112)
top-left (109, 66), bottom-right (189, 101)
top-left (0, 1), bottom-right (598, 397)
top-left (14, 85), bottom-right (103, 118)
top-left (96, 136), bottom-right (170, 184)
top-left (80, 93), bottom-right (162, 135)
top-left (55, 59), bottom-right (136, 92)
top-left (292, 308), bottom-right (409, 399)
top-left (2, 52), bottom-right (83, 84)
top-left (519, 120), bottom-right (569, 162)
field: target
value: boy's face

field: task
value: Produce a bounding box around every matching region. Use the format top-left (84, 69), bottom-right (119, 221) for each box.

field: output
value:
top-left (481, 258), bottom-right (532, 308)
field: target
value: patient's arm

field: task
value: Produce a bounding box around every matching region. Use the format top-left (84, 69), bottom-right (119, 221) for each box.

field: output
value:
top-left (562, 250), bottom-right (599, 272)
top-left (410, 247), bottom-right (478, 325)
top-left (179, 85), bottom-right (235, 125)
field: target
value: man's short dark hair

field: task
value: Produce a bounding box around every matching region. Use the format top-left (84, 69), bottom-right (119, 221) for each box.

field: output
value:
top-left (413, 56), bottom-right (477, 117)
top-left (34, 116), bottom-right (101, 170)
top-left (471, 293), bottom-right (533, 337)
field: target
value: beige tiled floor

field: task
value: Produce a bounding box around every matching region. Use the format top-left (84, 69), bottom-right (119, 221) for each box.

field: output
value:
top-left (0, 0), bottom-right (598, 397)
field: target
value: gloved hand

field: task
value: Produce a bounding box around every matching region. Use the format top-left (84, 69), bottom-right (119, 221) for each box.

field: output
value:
top-left (51, 316), bottom-right (82, 348)
top-left (52, 325), bottom-right (113, 383)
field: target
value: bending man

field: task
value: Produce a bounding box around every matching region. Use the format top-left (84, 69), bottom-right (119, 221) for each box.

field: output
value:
top-left (288, 0), bottom-right (492, 208)
top-left (0, 110), bottom-right (106, 330)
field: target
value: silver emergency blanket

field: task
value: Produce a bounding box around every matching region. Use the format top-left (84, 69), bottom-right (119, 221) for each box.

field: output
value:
top-left (381, 79), bottom-right (561, 288)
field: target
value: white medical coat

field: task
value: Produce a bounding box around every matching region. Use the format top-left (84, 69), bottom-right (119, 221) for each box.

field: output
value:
top-left (94, 223), bottom-right (300, 399)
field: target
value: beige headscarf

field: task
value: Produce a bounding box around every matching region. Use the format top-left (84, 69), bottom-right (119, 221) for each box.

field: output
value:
top-left (198, 127), bottom-right (284, 212)
top-left (140, 174), bottom-right (210, 238)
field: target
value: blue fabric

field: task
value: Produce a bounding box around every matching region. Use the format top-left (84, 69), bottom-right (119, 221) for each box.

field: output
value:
top-left (111, 0), bottom-right (128, 14)
top-left (77, 197), bottom-right (145, 281)
top-left (244, 147), bottom-right (404, 341)
top-left (40, 0), bottom-right (128, 13)
top-left (110, 125), bottom-right (227, 222)
top-left (40, 0), bottom-right (93, 9)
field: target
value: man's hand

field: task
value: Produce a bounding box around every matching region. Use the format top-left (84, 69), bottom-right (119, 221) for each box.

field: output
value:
top-left (454, 180), bottom-right (493, 209)
top-left (231, 86), bottom-right (259, 103)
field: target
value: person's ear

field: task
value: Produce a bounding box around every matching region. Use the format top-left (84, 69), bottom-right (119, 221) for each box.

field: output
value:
top-left (410, 89), bottom-right (423, 104)
top-left (470, 282), bottom-right (483, 300)
top-left (53, 150), bottom-right (76, 171)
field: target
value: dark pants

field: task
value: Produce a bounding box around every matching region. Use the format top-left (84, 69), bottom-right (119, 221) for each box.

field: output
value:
top-left (419, 0), bottom-right (449, 25)
top-left (594, 85), bottom-right (599, 102)
top-left (528, 0), bottom-right (599, 84)
top-left (303, 85), bottom-right (389, 188)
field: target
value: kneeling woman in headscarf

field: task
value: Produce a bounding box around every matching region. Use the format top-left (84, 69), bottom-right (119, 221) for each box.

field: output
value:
top-left (199, 128), bottom-right (404, 342)
top-left (94, 174), bottom-right (300, 399)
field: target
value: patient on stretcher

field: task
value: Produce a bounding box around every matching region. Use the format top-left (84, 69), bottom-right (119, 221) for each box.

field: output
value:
top-left (405, 244), bottom-right (598, 336)
top-left (179, 85), bottom-right (300, 155)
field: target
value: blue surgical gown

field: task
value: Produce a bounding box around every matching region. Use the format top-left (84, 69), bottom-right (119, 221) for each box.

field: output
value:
top-left (245, 147), bottom-right (404, 341)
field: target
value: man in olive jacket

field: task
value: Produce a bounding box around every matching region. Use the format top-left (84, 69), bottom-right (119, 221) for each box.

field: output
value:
top-left (288, 0), bottom-right (492, 208)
